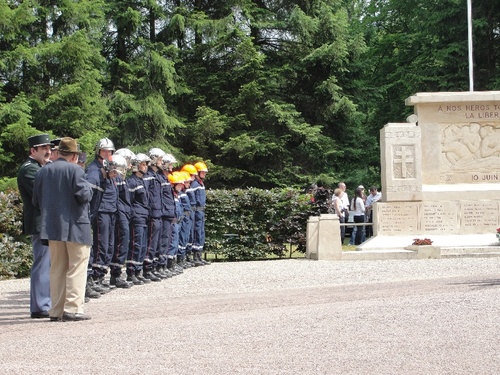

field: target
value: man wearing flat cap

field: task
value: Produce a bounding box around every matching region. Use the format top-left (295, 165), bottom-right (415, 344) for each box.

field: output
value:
top-left (17, 133), bottom-right (53, 319)
top-left (33, 137), bottom-right (93, 321)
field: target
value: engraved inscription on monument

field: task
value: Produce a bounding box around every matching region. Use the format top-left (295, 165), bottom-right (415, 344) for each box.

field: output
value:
top-left (460, 201), bottom-right (499, 234)
top-left (377, 203), bottom-right (419, 235)
top-left (421, 202), bottom-right (459, 234)
top-left (393, 145), bottom-right (415, 179)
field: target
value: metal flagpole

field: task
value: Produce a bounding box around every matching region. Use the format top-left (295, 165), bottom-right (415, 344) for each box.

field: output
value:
top-left (467, 0), bottom-right (474, 91)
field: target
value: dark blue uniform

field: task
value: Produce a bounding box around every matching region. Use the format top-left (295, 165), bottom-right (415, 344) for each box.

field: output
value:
top-left (158, 173), bottom-right (175, 269)
top-left (110, 175), bottom-right (131, 278)
top-left (126, 173), bottom-right (149, 275)
top-left (143, 168), bottom-right (162, 274)
top-left (86, 159), bottom-right (118, 280)
top-left (190, 176), bottom-right (206, 253)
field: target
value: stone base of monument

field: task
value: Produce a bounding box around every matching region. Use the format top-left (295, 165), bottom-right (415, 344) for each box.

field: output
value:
top-left (404, 245), bottom-right (441, 259)
top-left (346, 234), bottom-right (500, 260)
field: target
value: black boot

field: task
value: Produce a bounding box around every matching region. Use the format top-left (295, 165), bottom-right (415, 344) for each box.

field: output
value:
top-left (155, 265), bottom-right (169, 279)
top-left (126, 271), bottom-right (144, 285)
top-left (167, 258), bottom-right (180, 275)
top-left (173, 257), bottom-right (183, 274)
top-left (143, 270), bottom-right (161, 282)
top-left (86, 278), bottom-right (101, 299)
top-left (110, 275), bottom-right (133, 288)
top-left (135, 270), bottom-right (152, 284)
top-left (185, 252), bottom-right (195, 267)
top-left (191, 251), bottom-right (204, 267)
top-left (178, 254), bottom-right (190, 269)
top-left (198, 251), bottom-right (211, 265)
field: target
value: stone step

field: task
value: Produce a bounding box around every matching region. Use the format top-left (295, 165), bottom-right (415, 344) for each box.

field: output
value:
top-left (441, 252), bottom-right (500, 259)
top-left (341, 249), bottom-right (417, 261)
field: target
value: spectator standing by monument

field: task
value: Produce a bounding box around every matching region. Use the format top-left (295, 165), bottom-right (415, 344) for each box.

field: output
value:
top-left (351, 187), bottom-right (366, 245)
top-left (333, 188), bottom-right (347, 245)
top-left (365, 186), bottom-right (382, 238)
top-left (32, 137), bottom-right (93, 321)
top-left (17, 134), bottom-right (53, 318)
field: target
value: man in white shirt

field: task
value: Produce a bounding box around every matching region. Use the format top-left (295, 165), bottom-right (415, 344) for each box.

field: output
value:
top-left (365, 186), bottom-right (382, 238)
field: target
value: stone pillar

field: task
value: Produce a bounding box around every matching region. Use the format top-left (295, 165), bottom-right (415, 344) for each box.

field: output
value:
top-left (306, 216), bottom-right (319, 260)
top-left (380, 123), bottom-right (422, 202)
top-left (317, 214), bottom-right (342, 260)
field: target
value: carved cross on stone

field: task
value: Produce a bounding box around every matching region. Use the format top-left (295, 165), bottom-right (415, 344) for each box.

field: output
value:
top-left (393, 145), bottom-right (415, 178)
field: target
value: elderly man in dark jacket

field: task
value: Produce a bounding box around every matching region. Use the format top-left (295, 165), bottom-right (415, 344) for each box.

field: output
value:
top-left (33, 137), bottom-right (93, 322)
top-left (17, 133), bottom-right (52, 318)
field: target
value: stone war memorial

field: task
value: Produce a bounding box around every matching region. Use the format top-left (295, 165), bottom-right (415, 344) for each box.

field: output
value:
top-left (307, 91), bottom-right (500, 260)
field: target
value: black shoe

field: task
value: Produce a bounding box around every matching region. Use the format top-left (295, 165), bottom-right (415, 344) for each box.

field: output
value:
top-left (110, 276), bottom-right (132, 289)
top-left (143, 271), bottom-right (161, 282)
top-left (135, 271), bottom-right (152, 284)
top-left (85, 286), bottom-right (101, 299)
top-left (31, 311), bottom-right (50, 319)
top-left (62, 312), bottom-right (91, 322)
top-left (85, 297), bottom-right (90, 303)
top-left (99, 279), bottom-right (117, 290)
top-left (127, 274), bottom-right (144, 285)
top-left (50, 316), bottom-right (62, 322)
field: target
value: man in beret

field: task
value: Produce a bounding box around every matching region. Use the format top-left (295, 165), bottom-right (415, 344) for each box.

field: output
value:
top-left (17, 133), bottom-right (53, 319)
top-left (33, 137), bottom-right (93, 322)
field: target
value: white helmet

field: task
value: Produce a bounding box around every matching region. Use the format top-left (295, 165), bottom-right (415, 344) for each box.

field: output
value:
top-left (108, 154), bottom-right (128, 176)
top-left (131, 153), bottom-right (151, 172)
top-left (148, 147), bottom-right (165, 164)
top-left (115, 148), bottom-right (136, 164)
top-left (161, 153), bottom-right (177, 170)
top-left (95, 137), bottom-right (115, 157)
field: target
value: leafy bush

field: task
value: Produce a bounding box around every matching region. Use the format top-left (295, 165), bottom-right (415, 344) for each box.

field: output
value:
top-left (205, 188), bottom-right (316, 261)
top-left (0, 190), bottom-right (32, 279)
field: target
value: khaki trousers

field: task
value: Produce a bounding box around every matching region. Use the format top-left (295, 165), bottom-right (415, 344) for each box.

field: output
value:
top-left (48, 241), bottom-right (90, 317)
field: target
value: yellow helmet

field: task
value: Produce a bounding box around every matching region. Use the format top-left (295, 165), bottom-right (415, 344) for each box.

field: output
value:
top-left (181, 164), bottom-right (198, 175)
top-left (180, 171), bottom-right (191, 182)
top-left (168, 171), bottom-right (185, 185)
top-left (194, 162), bottom-right (208, 172)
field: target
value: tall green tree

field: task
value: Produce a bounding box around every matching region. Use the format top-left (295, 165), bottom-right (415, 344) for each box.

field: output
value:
top-left (0, 0), bottom-right (109, 173)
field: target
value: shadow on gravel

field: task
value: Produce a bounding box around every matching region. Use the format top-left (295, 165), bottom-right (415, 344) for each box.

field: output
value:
top-left (450, 278), bottom-right (500, 289)
top-left (0, 290), bottom-right (33, 326)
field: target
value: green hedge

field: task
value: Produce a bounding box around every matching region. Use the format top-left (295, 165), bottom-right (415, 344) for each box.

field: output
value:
top-left (0, 190), bottom-right (32, 279)
top-left (205, 188), bottom-right (317, 261)
top-left (0, 187), bottom-right (320, 278)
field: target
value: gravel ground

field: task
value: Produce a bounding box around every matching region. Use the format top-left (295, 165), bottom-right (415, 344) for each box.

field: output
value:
top-left (1, 258), bottom-right (499, 374)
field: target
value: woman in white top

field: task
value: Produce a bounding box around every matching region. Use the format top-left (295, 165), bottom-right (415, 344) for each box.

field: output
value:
top-left (351, 187), bottom-right (365, 245)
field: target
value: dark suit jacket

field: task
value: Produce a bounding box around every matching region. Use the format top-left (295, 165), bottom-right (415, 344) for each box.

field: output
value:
top-left (32, 158), bottom-right (93, 245)
top-left (17, 157), bottom-right (42, 235)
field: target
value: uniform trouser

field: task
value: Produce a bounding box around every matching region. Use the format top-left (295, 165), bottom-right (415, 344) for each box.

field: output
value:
top-left (126, 215), bottom-right (147, 274)
top-left (159, 217), bottom-right (172, 267)
top-left (167, 222), bottom-right (179, 258)
top-left (48, 240), bottom-right (90, 318)
top-left (110, 211), bottom-right (130, 277)
top-left (192, 210), bottom-right (205, 252)
top-left (178, 214), bottom-right (193, 256)
top-left (91, 212), bottom-right (116, 279)
top-left (144, 217), bottom-right (161, 272)
top-left (30, 234), bottom-right (51, 313)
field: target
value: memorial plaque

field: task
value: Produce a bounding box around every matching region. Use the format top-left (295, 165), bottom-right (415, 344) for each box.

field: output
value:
top-left (460, 201), bottom-right (499, 234)
top-left (376, 202), bottom-right (419, 235)
top-left (421, 201), bottom-right (459, 234)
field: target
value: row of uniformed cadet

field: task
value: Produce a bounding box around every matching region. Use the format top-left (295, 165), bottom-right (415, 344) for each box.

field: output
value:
top-left (85, 138), bottom-right (209, 298)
